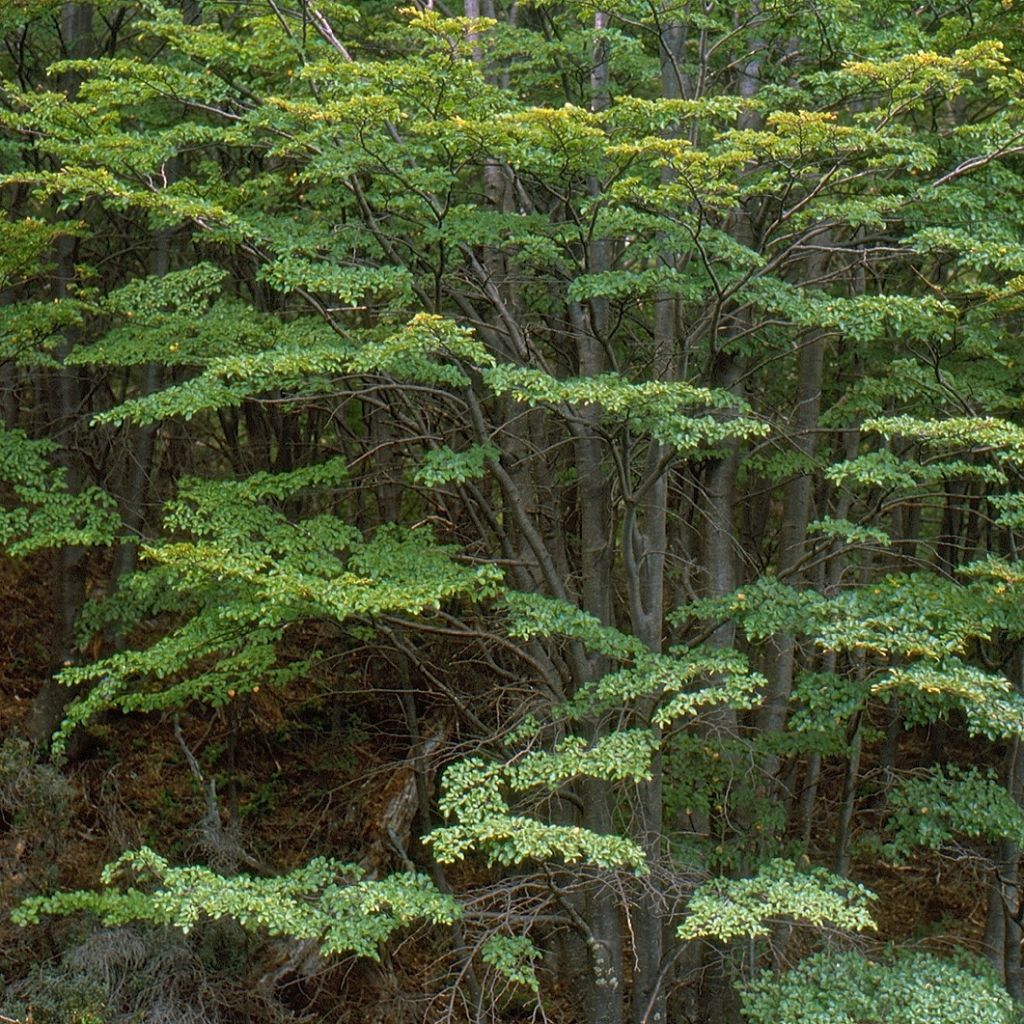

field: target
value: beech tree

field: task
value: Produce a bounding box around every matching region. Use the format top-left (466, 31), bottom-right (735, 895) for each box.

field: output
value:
top-left (5, 2), bottom-right (1024, 1023)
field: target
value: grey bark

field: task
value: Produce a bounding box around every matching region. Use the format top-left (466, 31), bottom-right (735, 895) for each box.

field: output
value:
top-left (27, 2), bottom-right (94, 748)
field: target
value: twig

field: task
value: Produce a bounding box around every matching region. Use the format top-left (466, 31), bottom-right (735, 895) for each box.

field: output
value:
top-left (173, 714), bottom-right (269, 875)
top-left (173, 713), bottom-right (220, 828)
top-left (931, 134), bottom-right (1024, 188)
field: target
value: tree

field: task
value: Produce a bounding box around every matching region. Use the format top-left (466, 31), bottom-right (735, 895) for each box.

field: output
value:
top-left (5, 1), bottom-right (1024, 1022)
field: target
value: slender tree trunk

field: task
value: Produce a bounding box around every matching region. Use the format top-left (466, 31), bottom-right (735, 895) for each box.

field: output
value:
top-left (833, 715), bottom-right (863, 878)
top-left (575, 19), bottom-right (624, 1024)
top-left (985, 647), bottom-right (1024, 994)
top-left (757, 327), bottom-right (825, 758)
top-left (625, 17), bottom-right (692, 1022)
top-left (111, 215), bottom-right (175, 585)
top-left (27, 2), bottom-right (94, 748)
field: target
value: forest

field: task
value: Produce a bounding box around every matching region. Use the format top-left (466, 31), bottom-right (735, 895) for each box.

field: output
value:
top-left (4, 0), bottom-right (1024, 1022)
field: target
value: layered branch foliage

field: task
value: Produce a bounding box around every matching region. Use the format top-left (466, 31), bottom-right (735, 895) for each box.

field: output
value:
top-left (4, 0), bottom-right (1024, 1019)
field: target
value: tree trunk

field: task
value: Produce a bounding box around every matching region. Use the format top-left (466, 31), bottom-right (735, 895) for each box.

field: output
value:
top-left (27, 1), bottom-right (94, 749)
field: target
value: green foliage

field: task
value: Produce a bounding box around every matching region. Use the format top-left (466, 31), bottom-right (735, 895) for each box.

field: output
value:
top-left (483, 367), bottom-right (767, 452)
top-left (413, 445), bottom-right (499, 487)
top-left (14, 848), bottom-right (460, 959)
top-left (826, 450), bottom-right (1007, 490)
top-left (504, 592), bottom-right (646, 660)
top-left (683, 578), bottom-right (830, 642)
top-left (741, 950), bottom-right (1020, 1024)
top-left (52, 514), bottom-right (504, 755)
top-left (874, 660), bottom-right (1024, 740)
top-left (865, 416), bottom-right (1024, 464)
top-left (806, 518), bottom-right (892, 548)
top-left (480, 935), bottom-right (541, 993)
top-left (883, 765), bottom-right (1024, 860)
top-left (0, 429), bottom-right (118, 554)
top-left (429, 812), bottom-right (647, 872)
top-left (429, 755), bottom-right (648, 872)
top-left (789, 673), bottom-right (867, 739)
top-left (7, 0), bottom-right (1024, 1016)
top-left (678, 860), bottom-right (875, 942)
